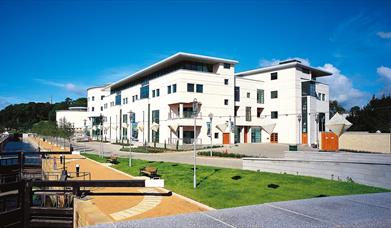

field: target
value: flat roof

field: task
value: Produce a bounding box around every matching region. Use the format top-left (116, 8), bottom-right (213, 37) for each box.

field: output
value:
top-left (107, 52), bottom-right (238, 90)
top-left (236, 60), bottom-right (332, 77)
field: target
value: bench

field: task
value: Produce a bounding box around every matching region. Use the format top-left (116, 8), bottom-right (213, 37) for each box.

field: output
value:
top-left (106, 155), bottom-right (119, 164)
top-left (139, 166), bottom-right (158, 177)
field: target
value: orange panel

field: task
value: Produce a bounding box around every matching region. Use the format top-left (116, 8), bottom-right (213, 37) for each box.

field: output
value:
top-left (321, 132), bottom-right (339, 151)
top-left (302, 133), bottom-right (308, 144)
top-left (244, 127), bottom-right (248, 143)
top-left (270, 133), bottom-right (278, 143)
top-left (223, 133), bottom-right (230, 144)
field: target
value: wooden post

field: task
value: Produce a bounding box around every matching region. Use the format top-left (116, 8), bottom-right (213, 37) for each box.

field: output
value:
top-left (23, 180), bottom-right (32, 227)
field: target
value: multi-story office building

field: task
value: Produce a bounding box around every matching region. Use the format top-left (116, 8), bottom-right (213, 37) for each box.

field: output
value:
top-left (87, 53), bottom-right (332, 147)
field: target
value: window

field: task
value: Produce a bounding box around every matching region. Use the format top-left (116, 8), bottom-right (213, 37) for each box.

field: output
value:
top-left (234, 86), bottom-right (240, 102)
top-left (187, 83), bottom-right (194, 92)
top-left (101, 106), bottom-right (103, 111)
top-left (224, 63), bottom-right (231, 69)
top-left (271, 72), bottom-right (278, 80)
top-left (156, 89), bottom-right (160, 97)
top-left (104, 103), bottom-right (108, 109)
top-left (224, 99), bottom-right (229, 105)
top-left (123, 114), bottom-right (128, 123)
top-left (152, 110), bottom-right (160, 142)
top-left (92, 107), bottom-right (95, 111)
top-left (224, 79), bottom-right (229, 85)
top-left (271, 91), bottom-right (278, 99)
top-left (115, 94), bottom-right (121, 105)
top-left (257, 108), bottom-right (264, 118)
top-left (247, 92), bottom-right (250, 98)
top-left (173, 84), bottom-right (177, 93)
top-left (214, 132), bottom-right (219, 139)
top-left (318, 113), bottom-right (326, 132)
top-left (196, 84), bottom-right (203, 93)
top-left (322, 94), bottom-right (325, 101)
top-left (271, 111), bottom-right (278, 119)
top-left (92, 96), bottom-right (95, 101)
top-left (167, 85), bottom-right (171, 94)
top-left (234, 106), bottom-right (239, 117)
top-left (140, 84), bottom-right (149, 99)
top-left (246, 107), bottom-right (251, 121)
top-left (257, 89), bottom-right (264, 104)
top-left (152, 90), bottom-right (156, 97)
top-left (101, 95), bottom-right (104, 100)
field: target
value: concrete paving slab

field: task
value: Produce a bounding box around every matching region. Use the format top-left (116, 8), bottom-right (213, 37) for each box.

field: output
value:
top-left (91, 192), bottom-right (391, 228)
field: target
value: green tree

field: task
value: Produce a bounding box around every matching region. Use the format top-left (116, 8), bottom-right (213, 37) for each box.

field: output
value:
top-left (329, 100), bottom-right (346, 117)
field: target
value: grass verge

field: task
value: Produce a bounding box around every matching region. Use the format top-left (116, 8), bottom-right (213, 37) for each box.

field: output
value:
top-left (82, 153), bottom-right (389, 209)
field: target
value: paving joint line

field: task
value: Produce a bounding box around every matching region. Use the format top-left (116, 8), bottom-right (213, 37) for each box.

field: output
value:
top-left (202, 212), bottom-right (237, 228)
top-left (265, 203), bottom-right (336, 225)
top-left (346, 198), bottom-right (391, 210)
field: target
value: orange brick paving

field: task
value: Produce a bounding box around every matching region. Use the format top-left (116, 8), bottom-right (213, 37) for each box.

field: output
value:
top-left (32, 137), bottom-right (209, 225)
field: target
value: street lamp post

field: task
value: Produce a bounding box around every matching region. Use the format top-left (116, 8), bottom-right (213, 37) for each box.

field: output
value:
top-left (192, 98), bottom-right (198, 189)
top-left (128, 110), bottom-right (133, 167)
top-left (208, 113), bottom-right (214, 156)
top-left (297, 114), bottom-right (302, 144)
top-left (315, 113), bottom-right (319, 148)
top-left (99, 114), bottom-right (104, 158)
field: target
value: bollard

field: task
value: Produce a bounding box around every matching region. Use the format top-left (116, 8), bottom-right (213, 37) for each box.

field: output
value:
top-left (53, 157), bottom-right (57, 170)
top-left (76, 164), bottom-right (80, 177)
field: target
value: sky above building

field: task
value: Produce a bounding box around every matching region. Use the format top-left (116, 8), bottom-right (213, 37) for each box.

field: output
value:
top-left (0, 0), bottom-right (390, 109)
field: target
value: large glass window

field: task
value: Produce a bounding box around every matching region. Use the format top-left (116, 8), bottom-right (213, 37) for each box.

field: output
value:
top-left (318, 112), bottom-right (326, 132)
top-left (224, 63), bottom-right (231, 69)
top-left (115, 93), bottom-right (121, 105)
top-left (246, 107), bottom-right (252, 121)
top-left (234, 86), bottom-right (240, 102)
top-left (187, 83), bottom-right (194, 92)
top-left (257, 89), bottom-right (264, 104)
top-left (140, 83), bottom-right (149, 99)
top-left (152, 110), bottom-right (160, 143)
top-left (302, 81), bottom-right (317, 97)
top-left (196, 84), bottom-right (203, 93)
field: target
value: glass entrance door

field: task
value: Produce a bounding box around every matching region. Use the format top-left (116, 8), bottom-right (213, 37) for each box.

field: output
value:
top-left (251, 127), bottom-right (261, 143)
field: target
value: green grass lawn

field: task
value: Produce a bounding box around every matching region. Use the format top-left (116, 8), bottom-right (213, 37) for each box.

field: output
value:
top-left (82, 153), bottom-right (389, 209)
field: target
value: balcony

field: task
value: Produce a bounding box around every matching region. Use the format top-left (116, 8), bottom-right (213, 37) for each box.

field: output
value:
top-left (168, 111), bottom-right (202, 120)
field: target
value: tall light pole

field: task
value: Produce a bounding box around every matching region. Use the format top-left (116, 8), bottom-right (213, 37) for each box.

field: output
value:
top-left (128, 110), bottom-right (133, 167)
top-left (315, 113), bottom-right (319, 149)
top-left (192, 98), bottom-right (198, 189)
top-left (208, 113), bottom-right (214, 156)
top-left (297, 114), bottom-right (302, 144)
top-left (99, 114), bottom-right (104, 158)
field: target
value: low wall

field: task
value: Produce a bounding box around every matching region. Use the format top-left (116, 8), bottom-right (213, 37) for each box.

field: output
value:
top-left (340, 132), bottom-right (391, 153)
top-left (243, 157), bottom-right (391, 189)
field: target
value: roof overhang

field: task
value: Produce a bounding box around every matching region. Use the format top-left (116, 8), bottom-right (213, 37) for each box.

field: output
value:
top-left (107, 52), bottom-right (238, 90)
top-left (236, 62), bottom-right (332, 78)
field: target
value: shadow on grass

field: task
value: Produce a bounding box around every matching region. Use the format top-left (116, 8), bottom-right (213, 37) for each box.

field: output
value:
top-left (197, 168), bottom-right (221, 187)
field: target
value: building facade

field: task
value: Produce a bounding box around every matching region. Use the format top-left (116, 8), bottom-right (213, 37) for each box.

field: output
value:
top-left (56, 107), bottom-right (89, 138)
top-left (87, 53), bottom-right (332, 147)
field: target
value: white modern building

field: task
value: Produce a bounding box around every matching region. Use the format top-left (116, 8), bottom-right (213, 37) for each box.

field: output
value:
top-left (56, 107), bottom-right (89, 137)
top-left (87, 53), bottom-right (332, 147)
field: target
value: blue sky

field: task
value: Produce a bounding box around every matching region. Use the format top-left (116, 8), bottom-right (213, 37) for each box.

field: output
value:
top-left (0, 0), bottom-right (390, 109)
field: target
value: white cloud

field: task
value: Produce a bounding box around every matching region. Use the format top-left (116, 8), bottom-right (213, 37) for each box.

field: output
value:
top-left (318, 64), bottom-right (369, 108)
top-left (377, 66), bottom-right (391, 94)
top-left (377, 31), bottom-right (391, 39)
top-left (259, 57), bottom-right (310, 67)
top-left (0, 98), bottom-right (10, 110)
top-left (377, 66), bottom-right (391, 81)
top-left (35, 79), bottom-right (85, 95)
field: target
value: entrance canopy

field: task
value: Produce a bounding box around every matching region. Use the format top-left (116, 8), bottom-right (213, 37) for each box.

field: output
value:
top-left (151, 122), bottom-right (160, 132)
top-left (260, 122), bottom-right (276, 135)
top-left (326, 113), bottom-right (352, 137)
top-left (168, 123), bottom-right (179, 132)
top-left (216, 123), bottom-right (228, 133)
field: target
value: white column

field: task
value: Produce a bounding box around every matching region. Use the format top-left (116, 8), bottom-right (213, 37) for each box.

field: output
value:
top-left (179, 103), bottom-right (183, 118)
